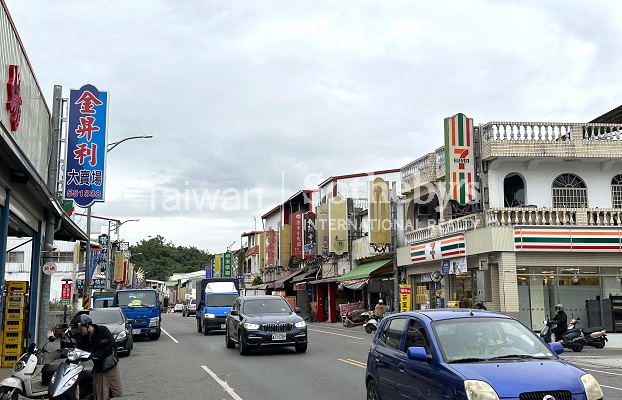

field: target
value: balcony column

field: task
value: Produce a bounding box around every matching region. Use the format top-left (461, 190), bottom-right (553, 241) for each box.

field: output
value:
top-left (494, 252), bottom-right (520, 319)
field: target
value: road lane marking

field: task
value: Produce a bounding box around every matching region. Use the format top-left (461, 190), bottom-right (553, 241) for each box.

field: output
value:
top-left (308, 328), bottom-right (365, 340)
top-left (161, 328), bottom-right (178, 343)
top-left (202, 365), bottom-right (243, 400)
top-left (338, 358), bottom-right (367, 368)
top-left (600, 385), bottom-right (622, 391)
top-left (582, 368), bottom-right (622, 377)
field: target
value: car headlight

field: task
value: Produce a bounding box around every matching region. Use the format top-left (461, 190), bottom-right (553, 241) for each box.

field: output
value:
top-left (204, 313), bottom-right (215, 319)
top-left (116, 330), bottom-right (127, 340)
top-left (149, 317), bottom-right (159, 327)
top-left (243, 322), bottom-right (260, 330)
top-left (464, 380), bottom-right (499, 400)
top-left (295, 320), bottom-right (306, 328)
top-left (581, 374), bottom-right (604, 400)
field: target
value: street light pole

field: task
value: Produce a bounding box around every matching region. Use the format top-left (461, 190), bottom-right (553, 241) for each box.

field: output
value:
top-left (83, 135), bottom-right (152, 308)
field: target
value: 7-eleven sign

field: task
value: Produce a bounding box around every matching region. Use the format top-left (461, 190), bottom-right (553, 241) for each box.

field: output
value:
top-left (444, 113), bottom-right (475, 205)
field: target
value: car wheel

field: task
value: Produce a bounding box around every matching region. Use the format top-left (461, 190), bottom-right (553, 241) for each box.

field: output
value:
top-left (366, 379), bottom-right (382, 400)
top-left (203, 321), bottom-right (210, 336)
top-left (365, 324), bottom-right (374, 334)
top-left (197, 318), bottom-right (203, 333)
top-left (295, 344), bottom-right (307, 353)
top-left (149, 330), bottom-right (161, 341)
top-left (123, 343), bottom-right (132, 357)
top-left (225, 327), bottom-right (235, 349)
top-left (238, 330), bottom-right (249, 355)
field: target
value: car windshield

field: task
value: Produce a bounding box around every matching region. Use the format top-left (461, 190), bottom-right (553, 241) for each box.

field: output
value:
top-left (91, 309), bottom-right (124, 325)
top-left (242, 298), bottom-right (292, 314)
top-left (207, 293), bottom-right (239, 307)
top-left (116, 291), bottom-right (156, 307)
top-left (432, 317), bottom-right (556, 363)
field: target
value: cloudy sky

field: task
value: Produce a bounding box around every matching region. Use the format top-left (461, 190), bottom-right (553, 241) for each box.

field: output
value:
top-left (5, 0), bottom-right (621, 254)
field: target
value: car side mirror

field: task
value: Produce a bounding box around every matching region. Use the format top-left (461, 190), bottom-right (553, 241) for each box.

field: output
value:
top-left (230, 310), bottom-right (239, 316)
top-left (407, 347), bottom-right (432, 363)
top-left (295, 307), bottom-right (301, 314)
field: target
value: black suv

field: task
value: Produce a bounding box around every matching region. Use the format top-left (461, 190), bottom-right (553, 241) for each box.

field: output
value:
top-left (225, 295), bottom-right (308, 355)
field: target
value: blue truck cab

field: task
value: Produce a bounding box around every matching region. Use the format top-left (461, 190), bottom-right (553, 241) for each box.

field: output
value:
top-left (113, 289), bottom-right (164, 340)
top-left (195, 278), bottom-right (240, 335)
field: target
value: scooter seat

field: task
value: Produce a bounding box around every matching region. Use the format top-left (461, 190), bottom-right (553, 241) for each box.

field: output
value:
top-left (582, 327), bottom-right (605, 334)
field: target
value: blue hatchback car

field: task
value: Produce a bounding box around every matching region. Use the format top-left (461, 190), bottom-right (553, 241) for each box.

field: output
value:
top-left (365, 309), bottom-right (604, 400)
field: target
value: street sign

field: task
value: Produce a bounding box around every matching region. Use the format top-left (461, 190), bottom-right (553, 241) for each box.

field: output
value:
top-left (42, 262), bottom-right (57, 275)
top-left (77, 278), bottom-right (106, 289)
top-left (61, 283), bottom-right (72, 305)
top-left (98, 234), bottom-right (109, 246)
top-left (235, 274), bottom-right (244, 280)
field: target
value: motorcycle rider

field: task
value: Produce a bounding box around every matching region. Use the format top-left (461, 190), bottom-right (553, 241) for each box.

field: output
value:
top-left (550, 304), bottom-right (568, 342)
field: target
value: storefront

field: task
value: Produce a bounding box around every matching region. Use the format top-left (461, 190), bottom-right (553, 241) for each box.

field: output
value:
top-left (1, 3), bottom-right (87, 343)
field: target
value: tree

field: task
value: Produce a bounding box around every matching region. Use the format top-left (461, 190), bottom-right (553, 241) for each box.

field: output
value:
top-left (129, 235), bottom-right (212, 282)
top-left (251, 275), bottom-right (263, 286)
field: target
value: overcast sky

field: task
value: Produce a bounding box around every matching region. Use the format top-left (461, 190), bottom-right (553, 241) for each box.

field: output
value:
top-left (5, 0), bottom-right (621, 254)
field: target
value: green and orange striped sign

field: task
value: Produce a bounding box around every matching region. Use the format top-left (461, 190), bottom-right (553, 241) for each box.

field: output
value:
top-left (514, 228), bottom-right (622, 252)
top-left (444, 113), bottom-right (475, 205)
top-left (410, 235), bottom-right (466, 264)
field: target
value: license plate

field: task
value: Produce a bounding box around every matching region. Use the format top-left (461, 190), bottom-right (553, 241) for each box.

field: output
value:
top-left (132, 329), bottom-right (141, 334)
top-left (220, 324), bottom-right (226, 329)
top-left (272, 333), bottom-right (286, 341)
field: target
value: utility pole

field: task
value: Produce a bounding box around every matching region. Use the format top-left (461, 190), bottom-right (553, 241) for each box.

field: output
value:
top-left (37, 85), bottom-right (62, 346)
top-left (391, 183), bottom-right (400, 313)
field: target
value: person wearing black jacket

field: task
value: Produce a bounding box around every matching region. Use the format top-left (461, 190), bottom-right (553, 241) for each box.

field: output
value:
top-left (550, 304), bottom-right (568, 342)
top-left (75, 314), bottom-right (123, 399)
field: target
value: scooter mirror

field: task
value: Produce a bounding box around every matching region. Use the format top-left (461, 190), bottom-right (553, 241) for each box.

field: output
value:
top-left (48, 335), bottom-right (56, 342)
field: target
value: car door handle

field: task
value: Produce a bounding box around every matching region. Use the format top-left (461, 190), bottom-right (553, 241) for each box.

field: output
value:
top-left (398, 362), bottom-right (405, 373)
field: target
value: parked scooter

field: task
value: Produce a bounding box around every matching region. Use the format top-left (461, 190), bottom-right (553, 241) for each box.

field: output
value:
top-left (540, 317), bottom-right (584, 352)
top-left (363, 312), bottom-right (380, 334)
top-left (568, 317), bottom-right (608, 349)
top-left (47, 347), bottom-right (94, 399)
top-left (0, 336), bottom-right (57, 399)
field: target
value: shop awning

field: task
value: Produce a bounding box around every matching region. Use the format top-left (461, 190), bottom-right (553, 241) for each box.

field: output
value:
top-left (245, 283), bottom-right (268, 290)
top-left (337, 259), bottom-right (392, 282)
top-left (273, 269), bottom-right (305, 289)
top-left (292, 268), bottom-right (319, 283)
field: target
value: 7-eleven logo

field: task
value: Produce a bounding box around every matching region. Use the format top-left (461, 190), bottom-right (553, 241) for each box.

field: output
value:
top-left (453, 148), bottom-right (470, 169)
top-left (428, 242), bottom-right (437, 259)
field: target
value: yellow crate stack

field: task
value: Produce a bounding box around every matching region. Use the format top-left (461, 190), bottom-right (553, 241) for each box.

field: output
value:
top-left (2, 280), bottom-right (29, 368)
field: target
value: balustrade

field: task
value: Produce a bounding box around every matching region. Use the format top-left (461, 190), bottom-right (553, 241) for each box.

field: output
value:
top-left (481, 122), bottom-right (622, 142)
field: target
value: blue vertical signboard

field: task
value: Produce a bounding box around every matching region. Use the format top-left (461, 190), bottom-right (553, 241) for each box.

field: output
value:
top-left (206, 259), bottom-right (215, 278)
top-left (64, 84), bottom-right (108, 208)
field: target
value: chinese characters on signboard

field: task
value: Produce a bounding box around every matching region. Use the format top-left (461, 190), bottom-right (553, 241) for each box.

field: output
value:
top-left (223, 251), bottom-right (232, 277)
top-left (292, 211), bottom-right (303, 258)
top-left (6, 65), bottom-right (22, 131)
top-left (400, 284), bottom-right (412, 311)
top-left (64, 84), bottom-right (108, 208)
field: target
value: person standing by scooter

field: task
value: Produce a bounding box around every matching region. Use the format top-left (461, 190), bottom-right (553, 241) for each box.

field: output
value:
top-left (374, 299), bottom-right (386, 319)
top-left (75, 314), bottom-right (123, 399)
top-left (550, 304), bottom-right (568, 342)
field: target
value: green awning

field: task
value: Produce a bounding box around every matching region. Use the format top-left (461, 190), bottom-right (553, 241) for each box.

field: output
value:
top-left (337, 259), bottom-right (392, 282)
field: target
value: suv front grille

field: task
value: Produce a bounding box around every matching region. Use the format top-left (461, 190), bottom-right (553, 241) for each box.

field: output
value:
top-left (520, 391), bottom-right (571, 400)
top-left (262, 323), bottom-right (293, 333)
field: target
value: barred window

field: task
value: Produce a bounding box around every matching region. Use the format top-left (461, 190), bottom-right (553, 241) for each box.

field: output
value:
top-left (552, 174), bottom-right (587, 208)
top-left (7, 251), bottom-right (24, 263)
top-left (612, 174), bottom-right (622, 208)
top-left (56, 251), bottom-right (75, 262)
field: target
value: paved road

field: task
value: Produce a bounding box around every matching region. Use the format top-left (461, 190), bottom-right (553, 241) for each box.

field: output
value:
top-left (2, 313), bottom-right (622, 399)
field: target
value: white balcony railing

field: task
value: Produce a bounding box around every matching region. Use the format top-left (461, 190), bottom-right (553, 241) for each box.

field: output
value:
top-left (404, 208), bottom-right (622, 245)
top-left (404, 214), bottom-right (482, 245)
top-left (481, 122), bottom-right (622, 142)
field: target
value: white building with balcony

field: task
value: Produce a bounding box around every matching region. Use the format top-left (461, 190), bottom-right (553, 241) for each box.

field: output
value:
top-left (396, 110), bottom-right (622, 331)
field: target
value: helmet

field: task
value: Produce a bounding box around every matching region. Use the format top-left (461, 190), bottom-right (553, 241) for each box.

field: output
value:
top-left (75, 314), bottom-right (92, 336)
top-left (378, 299), bottom-right (383, 304)
top-left (555, 304), bottom-right (564, 312)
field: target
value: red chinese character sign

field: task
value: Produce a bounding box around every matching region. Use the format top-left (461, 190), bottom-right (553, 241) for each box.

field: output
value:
top-left (64, 84), bottom-right (108, 208)
top-left (61, 283), bottom-right (72, 305)
top-left (5, 65), bottom-right (22, 131)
